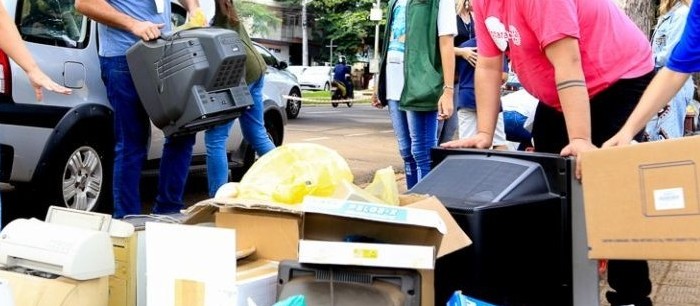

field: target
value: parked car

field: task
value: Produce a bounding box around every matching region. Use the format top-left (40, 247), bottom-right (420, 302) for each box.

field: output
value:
top-left (286, 65), bottom-right (307, 82)
top-left (0, 0), bottom-right (288, 215)
top-left (251, 42), bottom-right (303, 119)
top-left (299, 66), bottom-right (334, 91)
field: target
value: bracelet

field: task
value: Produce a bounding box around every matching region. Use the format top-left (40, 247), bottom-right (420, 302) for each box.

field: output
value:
top-left (443, 85), bottom-right (454, 90)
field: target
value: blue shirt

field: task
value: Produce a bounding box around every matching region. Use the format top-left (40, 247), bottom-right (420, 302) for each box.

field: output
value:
top-left (456, 39), bottom-right (508, 109)
top-left (98, 0), bottom-right (172, 57)
top-left (666, 0), bottom-right (700, 73)
top-left (333, 63), bottom-right (350, 82)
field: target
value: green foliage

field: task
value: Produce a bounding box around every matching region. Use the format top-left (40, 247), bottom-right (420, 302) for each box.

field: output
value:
top-left (308, 0), bottom-right (386, 63)
top-left (236, 0), bottom-right (282, 36)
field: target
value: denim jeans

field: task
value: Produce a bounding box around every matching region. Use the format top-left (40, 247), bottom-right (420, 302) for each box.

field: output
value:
top-left (99, 56), bottom-right (195, 218)
top-left (205, 76), bottom-right (275, 197)
top-left (387, 100), bottom-right (438, 189)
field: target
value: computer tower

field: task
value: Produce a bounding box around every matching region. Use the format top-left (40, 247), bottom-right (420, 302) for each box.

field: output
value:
top-left (410, 148), bottom-right (578, 306)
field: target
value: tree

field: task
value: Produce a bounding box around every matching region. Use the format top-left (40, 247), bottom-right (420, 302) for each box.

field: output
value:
top-left (617, 0), bottom-right (699, 97)
top-left (614, 0), bottom-right (657, 38)
top-left (236, 0), bottom-right (282, 36)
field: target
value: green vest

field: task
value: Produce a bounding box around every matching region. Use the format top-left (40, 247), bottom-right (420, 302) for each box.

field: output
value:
top-left (213, 13), bottom-right (267, 84)
top-left (378, 0), bottom-right (444, 111)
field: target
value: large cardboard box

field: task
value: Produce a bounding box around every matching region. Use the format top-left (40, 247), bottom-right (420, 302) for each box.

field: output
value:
top-left (184, 194), bottom-right (472, 306)
top-left (0, 270), bottom-right (108, 306)
top-left (581, 136), bottom-right (700, 260)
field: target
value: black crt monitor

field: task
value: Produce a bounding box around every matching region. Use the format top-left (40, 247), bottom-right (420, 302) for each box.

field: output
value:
top-left (410, 148), bottom-right (574, 306)
top-left (126, 28), bottom-right (254, 137)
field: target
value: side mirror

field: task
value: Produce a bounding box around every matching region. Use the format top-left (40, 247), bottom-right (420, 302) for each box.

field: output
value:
top-left (278, 61), bottom-right (288, 70)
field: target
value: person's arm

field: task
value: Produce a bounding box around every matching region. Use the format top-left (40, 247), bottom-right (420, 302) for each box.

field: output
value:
top-left (603, 68), bottom-right (691, 146)
top-left (438, 34), bottom-right (455, 119)
top-left (0, 4), bottom-right (71, 100)
top-left (544, 37), bottom-right (596, 179)
top-left (75, 0), bottom-right (164, 41)
top-left (440, 53), bottom-right (503, 148)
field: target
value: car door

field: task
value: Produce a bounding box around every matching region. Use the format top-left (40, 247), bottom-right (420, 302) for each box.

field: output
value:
top-left (253, 43), bottom-right (288, 102)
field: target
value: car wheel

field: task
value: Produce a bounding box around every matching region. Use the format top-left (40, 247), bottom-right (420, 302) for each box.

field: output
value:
top-left (346, 102), bottom-right (353, 107)
top-left (286, 89), bottom-right (302, 119)
top-left (41, 132), bottom-right (113, 214)
top-left (331, 102), bottom-right (339, 108)
top-left (324, 82), bottom-right (330, 91)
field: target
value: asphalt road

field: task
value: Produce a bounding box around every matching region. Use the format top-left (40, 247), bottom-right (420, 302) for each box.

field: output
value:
top-left (1, 102), bottom-right (405, 223)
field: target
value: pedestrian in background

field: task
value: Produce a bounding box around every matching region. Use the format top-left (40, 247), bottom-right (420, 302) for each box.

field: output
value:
top-left (643, 0), bottom-right (694, 141)
top-left (371, 0), bottom-right (457, 189)
top-left (605, 0), bottom-right (700, 148)
top-left (449, 0), bottom-right (509, 150)
top-left (441, 0), bottom-right (655, 304)
top-left (204, 0), bottom-right (277, 197)
top-left (75, 0), bottom-right (202, 218)
top-left (0, 2), bottom-right (72, 227)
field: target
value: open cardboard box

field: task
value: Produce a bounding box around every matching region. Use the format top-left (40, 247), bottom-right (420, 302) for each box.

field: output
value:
top-left (581, 135), bottom-right (700, 260)
top-left (183, 193), bottom-right (471, 306)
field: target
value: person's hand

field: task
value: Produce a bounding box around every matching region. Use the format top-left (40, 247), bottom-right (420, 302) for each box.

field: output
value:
top-left (601, 130), bottom-right (636, 149)
top-left (371, 92), bottom-right (383, 109)
top-left (465, 47), bottom-right (478, 67)
top-left (26, 68), bottom-right (72, 101)
top-left (438, 89), bottom-right (453, 120)
top-left (440, 132), bottom-right (493, 149)
top-left (130, 20), bottom-right (165, 41)
top-left (560, 138), bottom-right (598, 180)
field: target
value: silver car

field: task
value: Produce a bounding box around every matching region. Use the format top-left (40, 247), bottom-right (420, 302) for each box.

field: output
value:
top-left (0, 0), bottom-right (294, 214)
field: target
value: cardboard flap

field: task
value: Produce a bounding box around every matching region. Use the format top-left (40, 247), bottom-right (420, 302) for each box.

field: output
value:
top-left (406, 195), bottom-right (473, 257)
top-left (183, 198), bottom-right (303, 225)
top-left (302, 196), bottom-right (447, 233)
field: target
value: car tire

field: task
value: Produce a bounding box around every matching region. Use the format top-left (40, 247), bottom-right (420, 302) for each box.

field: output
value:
top-left (39, 131), bottom-right (113, 215)
top-left (323, 82), bottom-right (330, 91)
top-left (286, 88), bottom-right (302, 119)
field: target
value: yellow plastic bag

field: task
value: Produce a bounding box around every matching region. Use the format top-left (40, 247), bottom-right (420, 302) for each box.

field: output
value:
top-left (175, 8), bottom-right (208, 31)
top-left (363, 166), bottom-right (400, 205)
top-left (237, 143), bottom-right (354, 204)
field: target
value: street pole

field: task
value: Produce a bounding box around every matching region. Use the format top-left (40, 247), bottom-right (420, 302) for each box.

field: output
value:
top-left (369, 0), bottom-right (382, 75)
top-left (326, 38), bottom-right (336, 65)
top-left (301, 0), bottom-right (309, 66)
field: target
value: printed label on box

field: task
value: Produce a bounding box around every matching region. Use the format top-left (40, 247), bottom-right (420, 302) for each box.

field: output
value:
top-left (654, 187), bottom-right (685, 211)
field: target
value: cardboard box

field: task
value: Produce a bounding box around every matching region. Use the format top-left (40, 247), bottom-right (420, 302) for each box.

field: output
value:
top-left (298, 196), bottom-right (447, 269)
top-left (581, 136), bottom-right (700, 260)
top-left (0, 270), bottom-right (108, 306)
top-left (184, 194), bottom-right (471, 306)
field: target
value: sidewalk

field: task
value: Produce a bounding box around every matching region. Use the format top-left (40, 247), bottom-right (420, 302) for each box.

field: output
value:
top-left (600, 260), bottom-right (700, 306)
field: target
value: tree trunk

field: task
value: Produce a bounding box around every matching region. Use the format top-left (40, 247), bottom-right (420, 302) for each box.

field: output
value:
top-left (615, 0), bottom-right (699, 100)
top-left (614, 0), bottom-right (656, 38)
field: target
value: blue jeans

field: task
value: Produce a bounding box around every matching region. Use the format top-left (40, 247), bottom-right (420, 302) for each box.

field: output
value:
top-left (99, 56), bottom-right (195, 218)
top-left (388, 100), bottom-right (438, 189)
top-left (205, 76), bottom-right (275, 197)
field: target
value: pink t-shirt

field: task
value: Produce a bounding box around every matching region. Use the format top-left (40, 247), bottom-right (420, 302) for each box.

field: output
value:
top-left (473, 0), bottom-right (653, 110)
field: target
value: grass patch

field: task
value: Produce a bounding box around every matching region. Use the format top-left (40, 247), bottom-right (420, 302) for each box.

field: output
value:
top-left (302, 90), bottom-right (332, 100)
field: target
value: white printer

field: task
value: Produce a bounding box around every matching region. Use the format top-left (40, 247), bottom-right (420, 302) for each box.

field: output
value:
top-left (0, 218), bottom-right (115, 280)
